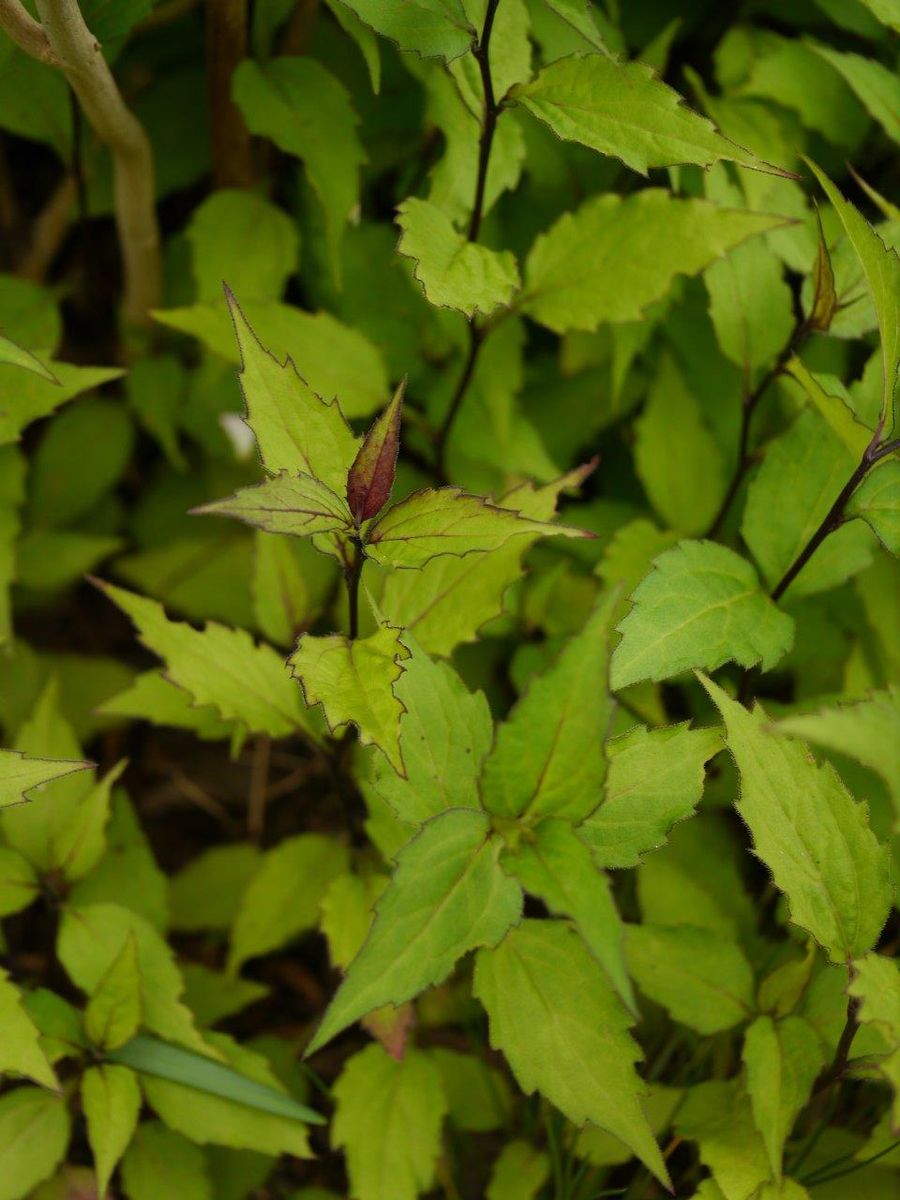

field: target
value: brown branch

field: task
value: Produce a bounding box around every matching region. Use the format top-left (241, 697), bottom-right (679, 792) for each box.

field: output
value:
top-left (0, 0), bottom-right (58, 64)
top-left (135, 0), bottom-right (200, 33)
top-left (205, 0), bottom-right (254, 188)
top-left (29, 0), bottom-right (161, 327)
top-left (247, 734), bottom-right (271, 841)
top-left (17, 173), bottom-right (78, 281)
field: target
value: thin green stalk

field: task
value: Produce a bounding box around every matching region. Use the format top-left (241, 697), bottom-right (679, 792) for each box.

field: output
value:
top-left (804, 1139), bottom-right (900, 1187)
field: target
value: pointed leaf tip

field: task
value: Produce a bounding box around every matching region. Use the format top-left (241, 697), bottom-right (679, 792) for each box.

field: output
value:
top-left (347, 378), bottom-right (405, 525)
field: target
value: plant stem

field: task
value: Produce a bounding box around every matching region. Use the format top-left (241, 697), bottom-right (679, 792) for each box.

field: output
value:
top-left (706, 322), bottom-right (809, 539)
top-left (811, 996), bottom-right (860, 1098)
top-left (246, 734), bottom-right (271, 840)
top-left (770, 432), bottom-right (894, 603)
top-left (433, 319), bottom-right (484, 476)
top-left (802, 1138), bottom-right (900, 1186)
top-left (205, 0), bottom-right (254, 187)
top-left (467, 0), bottom-right (501, 243)
top-left (344, 538), bottom-right (364, 641)
top-left (31, 0), bottom-right (162, 326)
top-left (433, 0), bottom-right (502, 474)
top-left (0, 0), bottom-right (58, 63)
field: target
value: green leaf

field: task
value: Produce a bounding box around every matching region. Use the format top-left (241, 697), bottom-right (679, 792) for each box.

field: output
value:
top-left (57, 902), bottom-right (208, 1054)
top-left (610, 541), bottom-right (794, 690)
top-left (774, 686), bottom-right (900, 808)
top-left (505, 819), bottom-right (636, 1011)
top-left (473, 920), bottom-right (669, 1187)
top-left (0, 1088), bottom-right (70, 1200)
top-left (126, 355), bottom-right (187, 469)
top-left (233, 59), bottom-right (364, 280)
top-left (623, 923), bottom-right (755, 1034)
top-left (0, 747), bottom-right (92, 810)
top-left (379, 469), bottom-right (593, 655)
top-left (367, 486), bottom-right (588, 569)
top-left (521, 190), bottom-right (787, 333)
top-left (0, 333), bottom-right (57, 380)
top-left (170, 843), bottom-right (261, 934)
top-left (700, 674), bottom-right (892, 963)
top-left (188, 189), bottom-right (299, 304)
top-left (110, 1033), bottom-right (324, 1127)
top-left (807, 43), bottom-right (900, 146)
top-left (100, 582), bottom-right (320, 742)
top-left (347, 380), bottom-right (405, 525)
top-left (83, 933), bottom-right (143, 1051)
top-left (335, 0), bottom-right (474, 59)
top-left (807, 160), bottom-right (900, 428)
top-left (704, 221), bottom-right (794, 374)
top-left (0, 361), bottom-right (123, 445)
top-left (253, 531), bottom-right (334, 648)
top-left (481, 592), bottom-right (617, 821)
top-left (848, 457), bottom-right (900, 554)
top-left (742, 1015), bottom-right (824, 1179)
top-left (848, 952), bottom-right (900, 1120)
top-left (195, 471), bottom-right (354, 537)
top-left (430, 1046), bottom-right (512, 1132)
top-left (579, 723), bottom-right (722, 869)
top-left (633, 354), bottom-right (728, 535)
top-left (158, 297), bottom-right (386, 420)
top-left (636, 815), bottom-right (759, 944)
top-left (675, 1080), bottom-right (772, 1200)
top-left (223, 291), bottom-right (358, 489)
top-left (397, 198), bottom-right (520, 317)
top-left (486, 1140), bottom-right (550, 1200)
top-left (121, 1123), bottom-right (212, 1200)
top-left (0, 845), bottom-right (38, 917)
top-left (22, 989), bottom-right (85, 1068)
top-left (856, 0), bottom-right (900, 32)
top-left (308, 809), bottom-right (522, 1054)
top-left (540, 0), bottom-right (610, 54)
top-left (743, 408), bottom-right (873, 599)
top-left (326, 0), bottom-right (381, 90)
top-left (371, 636), bottom-right (492, 824)
top-left (332, 1044), bottom-right (448, 1200)
top-left (51, 758), bottom-right (127, 884)
top-left (321, 872), bottom-right (388, 971)
top-left (98, 670), bottom-right (234, 741)
top-left (28, 395), bottom-right (134, 528)
top-left (288, 625), bottom-right (410, 773)
top-left (807, 208), bottom-right (839, 334)
top-left (512, 54), bottom-right (785, 175)
top-left (69, 792), bottom-right (169, 933)
top-left (0, 969), bottom-right (58, 1089)
top-left (227, 834), bottom-right (349, 973)
top-left (575, 1084), bottom-right (684, 1170)
top-left (82, 1063), bottom-right (142, 1195)
top-left (783, 359), bottom-right (873, 458)
top-left (4, 681), bottom-right (97, 872)
top-left (424, 59), bottom-right (525, 228)
top-left (181, 965), bottom-right (269, 1027)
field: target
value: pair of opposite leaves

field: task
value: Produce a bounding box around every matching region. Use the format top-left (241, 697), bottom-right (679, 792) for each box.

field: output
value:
top-left (195, 290), bottom-right (591, 570)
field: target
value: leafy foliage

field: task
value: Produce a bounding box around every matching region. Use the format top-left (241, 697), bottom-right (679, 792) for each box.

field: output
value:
top-left (0, 1), bottom-right (897, 1197)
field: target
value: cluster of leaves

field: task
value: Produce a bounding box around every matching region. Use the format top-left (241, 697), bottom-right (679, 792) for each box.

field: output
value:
top-left (0, 1), bottom-right (899, 1199)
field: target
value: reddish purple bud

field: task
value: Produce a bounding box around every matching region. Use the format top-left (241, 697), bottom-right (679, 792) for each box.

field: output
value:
top-left (347, 379), bottom-right (405, 525)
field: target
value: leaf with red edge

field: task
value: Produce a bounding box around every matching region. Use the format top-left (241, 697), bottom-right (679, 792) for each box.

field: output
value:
top-left (347, 380), bottom-right (405, 525)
